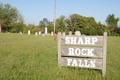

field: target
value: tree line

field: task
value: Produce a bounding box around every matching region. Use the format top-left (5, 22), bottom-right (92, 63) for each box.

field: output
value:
top-left (0, 3), bottom-right (120, 36)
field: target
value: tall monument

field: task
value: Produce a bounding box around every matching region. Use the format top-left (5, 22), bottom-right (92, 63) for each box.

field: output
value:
top-left (45, 27), bottom-right (47, 35)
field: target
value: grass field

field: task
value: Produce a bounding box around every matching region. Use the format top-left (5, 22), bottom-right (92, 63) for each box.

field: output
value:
top-left (0, 33), bottom-right (120, 80)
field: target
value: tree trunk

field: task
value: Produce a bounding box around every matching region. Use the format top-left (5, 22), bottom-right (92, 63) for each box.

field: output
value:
top-left (0, 23), bottom-right (1, 33)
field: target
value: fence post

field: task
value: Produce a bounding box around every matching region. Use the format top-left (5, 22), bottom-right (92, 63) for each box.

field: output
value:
top-left (58, 32), bottom-right (61, 68)
top-left (102, 32), bottom-right (107, 76)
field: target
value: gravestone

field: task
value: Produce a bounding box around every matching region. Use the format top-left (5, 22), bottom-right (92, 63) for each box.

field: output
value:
top-left (82, 34), bottom-right (85, 36)
top-left (51, 31), bottom-right (53, 36)
top-left (35, 32), bottom-right (38, 36)
top-left (39, 31), bottom-right (41, 35)
top-left (75, 31), bottom-right (81, 36)
top-left (58, 32), bottom-right (61, 35)
top-left (42, 34), bottom-right (45, 36)
top-left (69, 31), bottom-right (72, 36)
top-left (20, 31), bottom-right (22, 34)
top-left (45, 27), bottom-right (47, 35)
top-left (48, 33), bottom-right (50, 36)
top-left (28, 30), bottom-right (30, 35)
top-left (63, 32), bottom-right (65, 36)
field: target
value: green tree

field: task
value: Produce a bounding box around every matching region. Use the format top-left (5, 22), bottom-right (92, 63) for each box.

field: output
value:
top-left (65, 14), bottom-right (97, 33)
top-left (0, 3), bottom-right (24, 32)
top-left (47, 21), bottom-right (53, 33)
top-left (23, 24), bottom-right (40, 34)
top-left (39, 18), bottom-right (49, 33)
top-left (0, 3), bottom-right (3, 33)
top-left (105, 14), bottom-right (119, 32)
top-left (0, 20), bottom-right (3, 33)
top-left (10, 14), bottom-right (25, 33)
top-left (90, 23), bottom-right (110, 36)
top-left (2, 4), bottom-right (18, 32)
top-left (115, 27), bottom-right (120, 35)
top-left (56, 15), bottom-right (66, 33)
top-left (87, 17), bottom-right (97, 25)
top-left (84, 26), bottom-right (96, 35)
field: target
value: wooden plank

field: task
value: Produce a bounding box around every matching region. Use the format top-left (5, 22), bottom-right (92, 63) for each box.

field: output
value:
top-left (61, 46), bottom-right (103, 58)
top-left (58, 34), bottom-right (61, 68)
top-left (61, 36), bottom-right (103, 46)
top-left (60, 57), bottom-right (102, 69)
top-left (102, 32), bottom-right (107, 76)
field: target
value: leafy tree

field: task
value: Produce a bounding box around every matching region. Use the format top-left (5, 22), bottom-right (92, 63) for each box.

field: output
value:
top-left (10, 14), bottom-right (25, 33)
top-left (0, 20), bottom-right (3, 33)
top-left (65, 14), bottom-right (97, 33)
top-left (47, 21), bottom-right (53, 33)
top-left (87, 17), bottom-right (97, 25)
top-left (2, 4), bottom-right (18, 32)
top-left (39, 18), bottom-right (54, 33)
top-left (23, 24), bottom-right (40, 34)
top-left (90, 23), bottom-right (110, 35)
top-left (116, 27), bottom-right (120, 34)
top-left (56, 15), bottom-right (66, 33)
top-left (0, 3), bottom-right (24, 32)
top-left (39, 18), bottom-right (49, 33)
top-left (84, 26), bottom-right (96, 35)
top-left (0, 3), bottom-right (3, 33)
top-left (114, 27), bottom-right (120, 36)
top-left (105, 14), bottom-right (119, 32)
top-left (65, 14), bottom-right (84, 33)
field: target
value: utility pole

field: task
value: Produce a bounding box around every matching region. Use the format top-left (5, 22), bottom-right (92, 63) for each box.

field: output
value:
top-left (53, 0), bottom-right (56, 42)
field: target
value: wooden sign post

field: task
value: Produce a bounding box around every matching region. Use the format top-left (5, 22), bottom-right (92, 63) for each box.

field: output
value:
top-left (58, 32), bottom-right (107, 76)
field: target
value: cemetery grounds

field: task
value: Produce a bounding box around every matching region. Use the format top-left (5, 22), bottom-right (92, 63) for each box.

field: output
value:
top-left (0, 33), bottom-right (120, 80)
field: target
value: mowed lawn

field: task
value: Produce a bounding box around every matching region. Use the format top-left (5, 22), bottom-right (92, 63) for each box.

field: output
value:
top-left (0, 33), bottom-right (120, 80)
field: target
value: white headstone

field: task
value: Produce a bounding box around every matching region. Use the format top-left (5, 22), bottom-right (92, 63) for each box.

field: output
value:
top-left (45, 27), bottom-right (47, 35)
top-left (35, 32), bottom-right (38, 36)
top-left (48, 33), bottom-right (50, 36)
top-left (69, 31), bottom-right (72, 36)
top-left (75, 31), bottom-right (81, 36)
top-left (28, 30), bottom-right (30, 35)
top-left (63, 32), bottom-right (65, 36)
top-left (39, 31), bottom-right (41, 35)
top-left (51, 31), bottom-right (53, 36)
top-left (58, 32), bottom-right (61, 35)
top-left (82, 34), bottom-right (85, 36)
top-left (42, 34), bottom-right (45, 36)
top-left (20, 31), bottom-right (22, 34)
top-left (78, 32), bottom-right (81, 36)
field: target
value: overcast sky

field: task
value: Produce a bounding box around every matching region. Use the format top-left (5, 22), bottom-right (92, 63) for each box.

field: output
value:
top-left (1, 0), bottom-right (120, 26)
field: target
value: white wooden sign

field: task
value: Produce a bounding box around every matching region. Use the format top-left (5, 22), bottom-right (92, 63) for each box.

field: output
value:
top-left (61, 36), bottom-right (103, 46)
top-left (61, 47), bottom-right (103, 58)
top-left (58, 32), bottom-right (107, 76)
